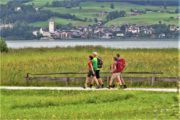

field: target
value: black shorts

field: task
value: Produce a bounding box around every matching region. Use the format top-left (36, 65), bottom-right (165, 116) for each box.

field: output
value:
top-left (87, 70), bottom-right (95, 77)
top-left (95, 70), bottom-right (100, 79)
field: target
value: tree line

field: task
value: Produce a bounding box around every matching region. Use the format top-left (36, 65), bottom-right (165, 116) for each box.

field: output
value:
top-left (106, 11), bottom-right (126, 21)
top-left (0, 1), bottom-right (84, 24)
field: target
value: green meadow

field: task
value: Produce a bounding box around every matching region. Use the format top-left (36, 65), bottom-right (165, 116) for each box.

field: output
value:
top-left (30, 1), bottom-right (178, 27)
top-left (0, 90), bottom-right (179, 119)
top-left (31, 17), bottom-right (93, 28)
top-left (106, 13), bottom-right (178, 26)
top-left (0, 0), bottom-right (178, 27)
top-left (1, 47), bottom-right (179, 86)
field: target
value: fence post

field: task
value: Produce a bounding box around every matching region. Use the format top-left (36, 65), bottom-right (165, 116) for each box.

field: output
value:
top-left (151, 74), bottom-right (156, 86)
top-left (177, 80), bottom-right (180, 94)
top-left (130, 78), bottom-right (133, 86)
top-left (26, 73), bottom-right (30, 86)
top-left (107, 76), bottom-right (110, 86)
top-left (66, 77), bottom-right (70, 86)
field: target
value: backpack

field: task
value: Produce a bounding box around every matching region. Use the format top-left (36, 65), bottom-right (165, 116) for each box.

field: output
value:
top-left (116, 58), bottom-right (126, 72)
top-left (97, 57), bottom-right (103, 68)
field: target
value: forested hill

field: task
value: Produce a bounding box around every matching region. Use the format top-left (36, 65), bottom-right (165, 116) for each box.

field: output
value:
top-left (0, 0), bottom-right (179, 39)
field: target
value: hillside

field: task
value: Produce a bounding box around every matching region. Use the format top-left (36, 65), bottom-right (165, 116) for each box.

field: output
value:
top-left (0, 0), bottom-right (178, 27)
top-left (0, 0), bottom-right (179, 39)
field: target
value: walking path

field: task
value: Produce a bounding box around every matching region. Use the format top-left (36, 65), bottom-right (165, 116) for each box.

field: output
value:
top-left (0, 86), bottom-right (178, 92)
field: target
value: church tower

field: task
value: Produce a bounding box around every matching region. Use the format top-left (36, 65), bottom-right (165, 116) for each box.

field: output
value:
top-left (49, 19), bottom-right (55, 33)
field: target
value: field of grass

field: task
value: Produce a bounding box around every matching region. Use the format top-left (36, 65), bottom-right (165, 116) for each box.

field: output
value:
top-left (106, 13), bottom-right (178, 26)
top-left (32, 1), bottom-right (178, 27)
top-left (1, 47), bottom-right (179, 86)
top-left (0, 0), bottom-right (178, 27)
top-left (0, 0), bottom-right (9, 4)
top-left (31, 17), bottom-right (93, 28)
top-left (25, 0), bottom-right (59, 7)
top-left (0, 90), bottom-right (179, 119)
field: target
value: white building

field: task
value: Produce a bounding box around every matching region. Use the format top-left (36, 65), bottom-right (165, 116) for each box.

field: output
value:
top-left (49, 19), bottom-right (55, 33)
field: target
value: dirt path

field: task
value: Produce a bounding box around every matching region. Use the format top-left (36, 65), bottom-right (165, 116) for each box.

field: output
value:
top-left (0, 86), bottom-right (178, 92)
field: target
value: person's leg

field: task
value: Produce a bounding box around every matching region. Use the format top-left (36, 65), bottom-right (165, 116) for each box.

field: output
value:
top-left (84, 76), bottom-right (90, 88)
top-left (89, 77), bottom-right (94, 88)
top-left (116, 73), bottom-right (122, 87)
top-left (109, 73), bottom-right (116, 88)
top-left (93, 76), bottom-right (99, 86)
top-left (96, 70), bottom-right (104, 87)
top-left (120, 73), bottom-right (127, 88)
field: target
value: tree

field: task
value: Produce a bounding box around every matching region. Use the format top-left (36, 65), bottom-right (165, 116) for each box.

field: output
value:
top-left (106, 10), bottom-right (126, 21)
top-left (94, 18), bottom-right (98, 23)
top-left (110, 3), bottom-right (114, 9)
top-left (101, 5), bottom-right (104, 8)
top-left (0, 38), bottom-right (8, 52)
top-left (175, 8), bottom-right (178, 13)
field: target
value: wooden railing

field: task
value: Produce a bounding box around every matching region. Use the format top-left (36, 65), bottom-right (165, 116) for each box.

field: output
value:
top-left (25, 71), bottom-right (179, 92)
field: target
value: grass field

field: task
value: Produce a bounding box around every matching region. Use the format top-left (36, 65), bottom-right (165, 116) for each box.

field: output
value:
top-left (30, 1), bottom-right (178, 27)
top-left (106, 13), bottom-right (178, 26)
top-left (0, 0), bottom-right (9, 4)
top-left (1, 47), bottom-right (179, 86)
top-left (0, 0), bottom-right (178, 27)
top-left (31, 17), bottom-right (93, 28)
top-left (0, 90), bottom-right (179, 119)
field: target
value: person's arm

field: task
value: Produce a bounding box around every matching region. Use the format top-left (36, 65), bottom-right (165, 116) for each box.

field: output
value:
top-left (112, 63), bottom-right (116, 73)
top-left (90, 63), bottom-right (95, 75)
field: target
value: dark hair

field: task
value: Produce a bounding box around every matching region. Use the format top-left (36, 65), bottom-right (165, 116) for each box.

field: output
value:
top-left (89, 55), bottom-right (93, 60)
top-left (113, 57), bottom-right (118, 61)
top-left (116, 54), bottom-right (120, 58)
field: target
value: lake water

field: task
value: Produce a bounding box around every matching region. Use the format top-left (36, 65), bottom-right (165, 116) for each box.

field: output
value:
top-left (6, 39), bottom-right (179, 49)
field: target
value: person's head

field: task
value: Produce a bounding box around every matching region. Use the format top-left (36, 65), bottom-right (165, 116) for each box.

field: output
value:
top-left (92, 52), bottom-right (97, 57)
top-left (116, 54), bottom-right (120, 58)
top-left (113, 57), bottom-right (117, 61)
top-left (89, 55), bottom-right (93, 60)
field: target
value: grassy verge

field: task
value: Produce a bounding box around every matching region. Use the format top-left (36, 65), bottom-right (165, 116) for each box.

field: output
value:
top-left (1, 47), bottom-right (179, 86)
top-left (0, 90), bottom-right (179, 119)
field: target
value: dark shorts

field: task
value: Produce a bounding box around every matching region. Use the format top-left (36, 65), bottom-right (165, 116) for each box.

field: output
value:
top-left (87, 70), bottom-right (95, 77)
top-left (95, 70), bottom-right (100, 79)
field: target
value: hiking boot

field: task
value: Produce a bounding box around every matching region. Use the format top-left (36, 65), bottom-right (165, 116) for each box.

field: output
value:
top-left (108, 85), bottom-right (112, 89)
top-left (89, 84), bottom-right (93, 88)
top-left (112, 84), bottom-right (115, 88)
top-left (83, 85), bottom-right (86, 89)
top-left (101, 84), bottom-right (104, 88)
top-left (96, 85), bottom-right (100, 89)
top-left (123, 85), bottom-right (127, 88)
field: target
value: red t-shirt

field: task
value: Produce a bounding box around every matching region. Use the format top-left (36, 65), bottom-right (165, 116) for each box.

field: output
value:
top-left (88, 61), bottom-right (92, 70)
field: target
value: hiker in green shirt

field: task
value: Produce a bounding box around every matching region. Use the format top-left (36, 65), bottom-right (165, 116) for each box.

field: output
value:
top-left (84, 55), bottom-right (99, 89)
top-left (92, 52), bottom-right (104, 88)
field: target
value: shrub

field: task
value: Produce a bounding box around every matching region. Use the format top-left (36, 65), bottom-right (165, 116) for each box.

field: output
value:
top-left (0, 38), bottom-right (8, 52)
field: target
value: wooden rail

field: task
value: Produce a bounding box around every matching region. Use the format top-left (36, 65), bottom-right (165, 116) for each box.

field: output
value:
top-left (25, 72), bottom-right (179, 93)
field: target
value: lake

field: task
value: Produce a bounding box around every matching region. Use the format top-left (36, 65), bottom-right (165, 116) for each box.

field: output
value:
top-left (6, 39), bottom-right (179, 49)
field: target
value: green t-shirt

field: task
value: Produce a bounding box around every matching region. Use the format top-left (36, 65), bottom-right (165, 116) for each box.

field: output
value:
top-left (92, 57), bottom-right (98, 70)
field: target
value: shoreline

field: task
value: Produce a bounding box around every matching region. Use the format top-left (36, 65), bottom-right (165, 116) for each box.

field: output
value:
top-left (6, 40), bottom-right (179, 49)
top-left (6, 46), bottom-right (179, 50)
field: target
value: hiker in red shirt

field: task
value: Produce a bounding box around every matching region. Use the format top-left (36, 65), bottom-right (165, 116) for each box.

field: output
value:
top-left (109, 57), bottom-right (122, 88)
top-left (116, 54), bottom-right (127, 88)
top-left (84, 55), bottom-right (99, 88)
top-left (109, 54), bottom-right (127, 89)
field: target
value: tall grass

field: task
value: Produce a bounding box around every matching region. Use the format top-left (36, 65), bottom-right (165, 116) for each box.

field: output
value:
top-left (1, 47), bottom-right (179, 86)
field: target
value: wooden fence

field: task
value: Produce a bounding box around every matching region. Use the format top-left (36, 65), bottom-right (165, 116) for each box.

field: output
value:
top-left (25, 72), bottom-right (179, 89)
top-left (26, 72), bottom-right (179, 83)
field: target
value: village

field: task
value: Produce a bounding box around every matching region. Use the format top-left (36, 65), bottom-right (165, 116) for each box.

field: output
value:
top-left (32, 19), bottom-right (179, 40)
